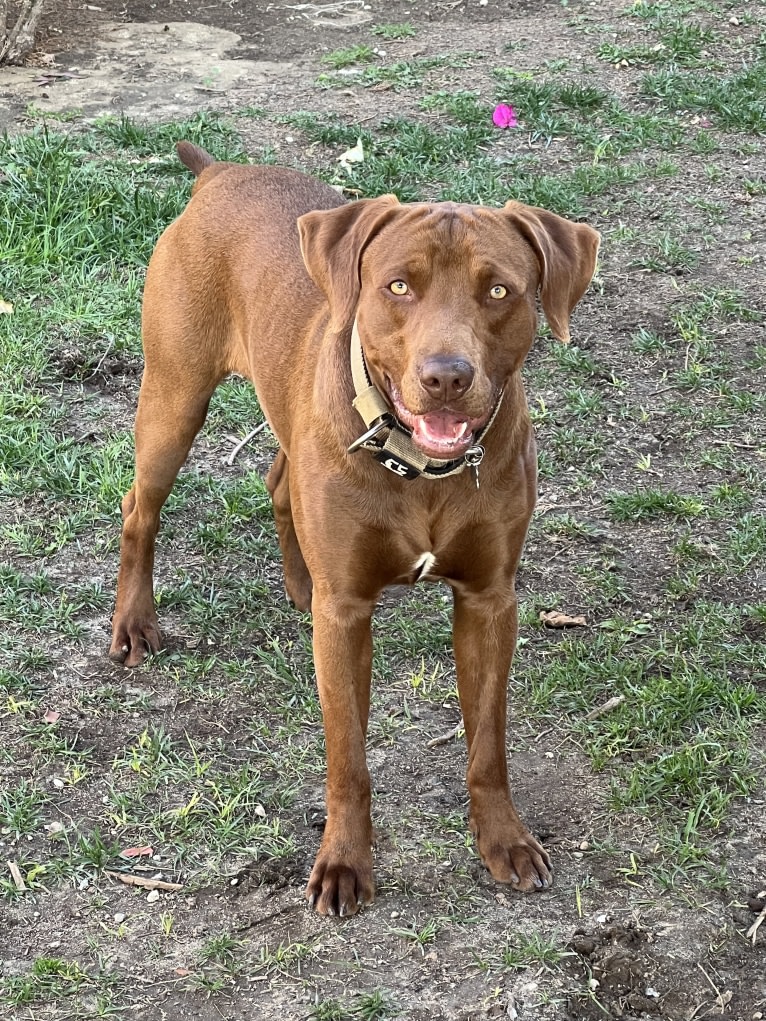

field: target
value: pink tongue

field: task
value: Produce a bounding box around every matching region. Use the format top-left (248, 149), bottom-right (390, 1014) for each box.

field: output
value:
top-left (414, 412), bottom-right (469, 444)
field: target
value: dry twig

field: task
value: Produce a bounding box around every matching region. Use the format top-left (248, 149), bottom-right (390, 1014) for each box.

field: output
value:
top-left (427, 723), bottom-right (463, 748)
top-left (7, 860), bottom-right (26, 891)
top-left (223, 421), bottom-right (269, 465)
top-left (696, 963), bottom-right (733, 1015)
top-left (104, 870), bottom-right (182, 892)
top-left (745, 889), bottom-right (766, 945)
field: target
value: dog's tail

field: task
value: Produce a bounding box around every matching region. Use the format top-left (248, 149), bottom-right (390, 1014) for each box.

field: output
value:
top-left (176, 141), bottom-right (215, 177)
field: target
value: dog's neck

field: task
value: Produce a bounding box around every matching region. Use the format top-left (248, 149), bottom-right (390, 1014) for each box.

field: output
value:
top-left (347, 319), bottom-right (503, 486)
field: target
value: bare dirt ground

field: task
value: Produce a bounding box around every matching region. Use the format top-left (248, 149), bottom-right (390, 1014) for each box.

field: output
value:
top-left (1, 1), bottom-right (765, 1020)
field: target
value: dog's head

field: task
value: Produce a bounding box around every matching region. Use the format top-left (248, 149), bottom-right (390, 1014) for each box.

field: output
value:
top-left (299, 197), bottom-right (599, 460)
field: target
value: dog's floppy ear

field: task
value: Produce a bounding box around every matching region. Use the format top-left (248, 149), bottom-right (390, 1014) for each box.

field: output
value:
top-left (503, 202), bottom-right (600, 343)
top-left (299, 195), bottom-right (401, 333)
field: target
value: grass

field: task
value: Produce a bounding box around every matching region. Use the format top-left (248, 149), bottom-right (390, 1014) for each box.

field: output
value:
top-left (1, 1), bottom-right (765, 1017)
top-left (371, 23), bottom-right (416, 41)
top-left (310, 990), bottom-right (399, 1020)
top-left (317, 54), bottom-right (475, 92)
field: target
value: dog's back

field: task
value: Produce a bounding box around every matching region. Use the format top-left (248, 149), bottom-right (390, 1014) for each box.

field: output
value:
top-left (143, 144), bottom-right (348, 401)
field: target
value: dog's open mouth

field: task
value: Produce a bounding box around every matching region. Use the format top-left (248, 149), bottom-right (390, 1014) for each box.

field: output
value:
top-left (388, 385), bottom-right (486, 459)
top-left (411, 411), bottom-right (474, 457)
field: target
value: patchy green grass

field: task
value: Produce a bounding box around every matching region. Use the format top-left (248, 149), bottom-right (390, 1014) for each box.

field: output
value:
top-left (1, 1), bottom-right (765, 1016)
top-left (370, 23), bottom-right (416, 41)
top-left (317, 54), bottom-right (475, 92)
top-left (321, 45), bottom-right (377, 70)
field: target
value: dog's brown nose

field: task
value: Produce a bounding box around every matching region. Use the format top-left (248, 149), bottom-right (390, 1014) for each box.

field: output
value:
top-left (418, 355), bottom-right (475, 401)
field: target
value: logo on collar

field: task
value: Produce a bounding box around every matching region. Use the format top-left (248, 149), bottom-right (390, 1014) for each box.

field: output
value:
top-left (373, 451), bottom-right (421, 479)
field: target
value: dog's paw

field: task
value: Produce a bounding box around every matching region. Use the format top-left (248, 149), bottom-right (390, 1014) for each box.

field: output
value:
top-left (306, 850), bottom-right (375, 917)
top-left (109, 616), bottom-right (162, 668)
top-left (472, 816), bottom-right (552, 892)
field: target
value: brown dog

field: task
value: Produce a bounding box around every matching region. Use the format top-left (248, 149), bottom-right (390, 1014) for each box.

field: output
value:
top-left (111, 141), bottom-right (599, 915)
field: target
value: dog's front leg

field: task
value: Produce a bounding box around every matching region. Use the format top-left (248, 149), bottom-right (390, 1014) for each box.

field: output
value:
top-left (306, 588), bottom-right (376, 916)
top-left (453, 587), bottom-right (552, 892)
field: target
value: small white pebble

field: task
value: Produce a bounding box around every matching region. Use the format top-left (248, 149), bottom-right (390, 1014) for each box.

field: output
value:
top-left (146, 889), bottom-right (160, 904)
top-left (580, 840), bottom-right (590, 851)
top-left (114, 912), bottom-right (126, 923)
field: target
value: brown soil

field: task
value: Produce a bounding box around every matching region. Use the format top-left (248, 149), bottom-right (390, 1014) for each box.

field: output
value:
top-left (1, 2), bottom-right (764, 1020)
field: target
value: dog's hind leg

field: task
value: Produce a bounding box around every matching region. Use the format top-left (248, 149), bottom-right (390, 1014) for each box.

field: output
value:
top-left (110, 362), bottom-right (219, 666)
top-left (110, 252), bottom-right (230, 667)
top-left (266, 449), bottom-right (313, 611)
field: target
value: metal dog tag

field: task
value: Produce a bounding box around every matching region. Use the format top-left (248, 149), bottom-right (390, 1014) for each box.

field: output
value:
top-left (465, 444), bottom-right (485, 489)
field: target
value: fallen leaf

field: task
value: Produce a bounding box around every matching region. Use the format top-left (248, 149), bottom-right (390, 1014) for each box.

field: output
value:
top-left (43, 709), bottom-right (61, 724)
top-left (120, 845), bottom-right (154, 859)
top-left (539, 610), bottom-right (587, 628)
top-left (585, 695), bottom-right (625, 720)
top-left (0, 299), bottom-right (14, 314)
top-left (338, 137), bottom-right (364, 172)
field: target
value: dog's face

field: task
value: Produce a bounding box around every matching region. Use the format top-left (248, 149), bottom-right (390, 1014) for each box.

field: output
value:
top-left (299, 197), bottom-right (599, 459)
top-left (356, 206), bottom-right (541, 459)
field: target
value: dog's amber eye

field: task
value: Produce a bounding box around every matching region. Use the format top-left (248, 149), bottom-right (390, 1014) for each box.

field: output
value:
top-left (489, 285), bottom-right (507, 300)
top-left (389, 280), bottom-right (409, 296)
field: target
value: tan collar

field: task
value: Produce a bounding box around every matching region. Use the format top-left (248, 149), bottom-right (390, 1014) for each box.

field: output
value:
top-left (347, 320), bottom-right (503, 485)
